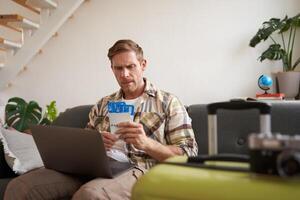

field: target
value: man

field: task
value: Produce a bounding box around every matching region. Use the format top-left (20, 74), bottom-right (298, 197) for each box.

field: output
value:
top-left (5, 39), bottom-right (198, 200)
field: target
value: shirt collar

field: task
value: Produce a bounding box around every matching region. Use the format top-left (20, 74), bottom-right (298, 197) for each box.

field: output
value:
top-left (115, 78), bottom-right (157, 100)
top-left (144, 78), bottom-right (156, 97)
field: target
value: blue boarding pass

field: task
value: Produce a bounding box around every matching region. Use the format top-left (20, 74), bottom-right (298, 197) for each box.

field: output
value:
top-left (108, 101), bottom-right (135, 133)
top-left (108, 101), bottom-right (134, 116)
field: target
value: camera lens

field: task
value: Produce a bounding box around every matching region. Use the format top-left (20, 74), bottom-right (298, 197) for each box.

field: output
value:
top-left (277, 150), bottom-right (300, 177)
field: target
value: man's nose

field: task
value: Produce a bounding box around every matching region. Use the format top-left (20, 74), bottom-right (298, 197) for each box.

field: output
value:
top-left (121, 68), bottom-right (130, 77)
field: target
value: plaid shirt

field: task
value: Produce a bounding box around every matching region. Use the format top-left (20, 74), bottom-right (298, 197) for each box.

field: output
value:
top-left (87, 78), bottom-right (198, 169)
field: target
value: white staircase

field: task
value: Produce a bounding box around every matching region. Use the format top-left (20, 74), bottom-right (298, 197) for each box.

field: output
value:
top-left (23, 0), bottom-right (58, 9)
top-left (0, 0), bottom-right (84, 89)
top-left (11, 0), bottom-right (58, 14)
top-left (0, 14), bottom-right (40, 30)
top-left (0, 37), bottom-right (22, 50)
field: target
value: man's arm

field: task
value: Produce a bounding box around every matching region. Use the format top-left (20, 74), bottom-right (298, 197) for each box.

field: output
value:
top-left (117, 122), bottom-right (184, 162)
top-left (164, 96), bottom-right (198, 157)
top-left (117, 96), bottom-right (198, 161)
top-left (143, 139), bottom-right (184, 161)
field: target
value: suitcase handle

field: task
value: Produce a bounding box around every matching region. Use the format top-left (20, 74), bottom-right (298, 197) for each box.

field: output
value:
top-left (188, 154), bottom-right (249, 163)
top-left (207, 100), bottom-right (271, 115)
top-left (207, 100), bottom-right (272, 155)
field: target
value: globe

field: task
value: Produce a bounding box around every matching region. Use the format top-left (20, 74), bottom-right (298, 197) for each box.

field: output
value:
top-left (258, 75), bottom-right (273, 93)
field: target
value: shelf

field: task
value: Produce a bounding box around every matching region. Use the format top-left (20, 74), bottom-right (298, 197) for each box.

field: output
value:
top-left (0, 37), bottom-right (22, 50)
top-left (0, 15), bottom-right (39, 30)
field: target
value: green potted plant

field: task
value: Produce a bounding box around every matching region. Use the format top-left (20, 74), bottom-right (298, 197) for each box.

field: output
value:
top-left (250, 13), bottom-right (300, 98)
top-left (4, 97), bottom-right (58, 132)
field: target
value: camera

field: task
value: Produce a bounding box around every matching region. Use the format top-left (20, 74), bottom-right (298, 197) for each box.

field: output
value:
top-left (248, 133), bottom-right (300, 177)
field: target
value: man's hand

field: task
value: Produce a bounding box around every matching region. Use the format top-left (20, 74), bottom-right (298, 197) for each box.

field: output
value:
top-left (116, 121), bottom-right (151, 151)
top-left (101, 131), bottom-right (118, 150)
top-left (116, 121), bottom-right (184, 162)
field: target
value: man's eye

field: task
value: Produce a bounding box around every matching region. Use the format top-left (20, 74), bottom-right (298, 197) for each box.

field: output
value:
top-left (127, 64), bottom-right (135, 69)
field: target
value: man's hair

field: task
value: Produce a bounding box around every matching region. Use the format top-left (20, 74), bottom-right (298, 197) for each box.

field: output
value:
top-left (107, 39), bottom-right (144, 61)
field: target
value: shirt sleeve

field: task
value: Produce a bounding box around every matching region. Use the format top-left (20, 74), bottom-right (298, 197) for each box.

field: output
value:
top-left (86, 98), bottom-right (105, 130)
top-left (86, 98), bottom-right (111, 132)
top-left (86, 104), bottom-right (98, 130)
top-left (165, 96), bottom-right (198, 156)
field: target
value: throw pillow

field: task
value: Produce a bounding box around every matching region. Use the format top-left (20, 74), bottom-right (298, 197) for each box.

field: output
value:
top-left (0, 128), bottom-right (44, 174)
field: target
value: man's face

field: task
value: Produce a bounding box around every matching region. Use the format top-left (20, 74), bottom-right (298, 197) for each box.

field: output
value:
top-left (111, 51), bottom-right (146, 98)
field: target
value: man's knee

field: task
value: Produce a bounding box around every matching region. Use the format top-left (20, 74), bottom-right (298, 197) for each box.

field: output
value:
top-left (5, 177), bottom-right (29, 200)
top-left (72, 186), bottom-right (106, 200)
top-left (72, 167), bottom-right (146, 200)
top-left (4, 168), bottom-right (84, 200)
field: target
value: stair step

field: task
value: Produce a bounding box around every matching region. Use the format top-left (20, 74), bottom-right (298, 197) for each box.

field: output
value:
top-left (11, 0), bottom-right (58, 14)
top-left (0, 15), bottom-right (39, 30)
top-left (11, 0), bottom-right (40, 14)
top-left (27, 0), bottom-right (58, 9)
top-left (0, 38), bottom-right (22, 50)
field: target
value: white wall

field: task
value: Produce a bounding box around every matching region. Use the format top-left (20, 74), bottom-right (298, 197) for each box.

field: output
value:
top-left (1, 0), bottom-right (300, 113)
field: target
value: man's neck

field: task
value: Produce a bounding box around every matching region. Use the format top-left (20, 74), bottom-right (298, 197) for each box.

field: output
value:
top-left (123, 80), bottom-right (145, 100)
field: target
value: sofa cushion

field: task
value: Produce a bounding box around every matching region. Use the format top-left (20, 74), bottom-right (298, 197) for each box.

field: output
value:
top-left (52, 105), bottom-right (93, 128)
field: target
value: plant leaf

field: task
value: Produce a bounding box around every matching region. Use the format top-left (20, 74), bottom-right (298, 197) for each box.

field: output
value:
top-left (44, 101), bottom-right (58, 122)
top-left (292, 13), bottom-right (300, 27)
top-left (250, 18), bottom-right (282, 47)
top-left (259, 44), bottom-right (286, 61)
top-left (278, 15), bottom-right (292, 33)
top-left (5, 97), bottom-right (42, 132)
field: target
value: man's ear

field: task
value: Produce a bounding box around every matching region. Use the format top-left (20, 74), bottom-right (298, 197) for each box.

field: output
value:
top-left (141, 59), bottom-right (147, 71)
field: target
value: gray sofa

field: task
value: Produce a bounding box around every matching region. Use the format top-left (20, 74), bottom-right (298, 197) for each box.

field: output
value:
top-left (1, 102), bottom-right (300, 199)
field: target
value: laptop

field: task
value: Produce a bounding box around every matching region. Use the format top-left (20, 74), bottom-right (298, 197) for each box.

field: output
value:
top-left (31, 125), bottom-right (133, 178)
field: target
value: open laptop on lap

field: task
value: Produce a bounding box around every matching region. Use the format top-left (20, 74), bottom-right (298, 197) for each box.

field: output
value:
top-left (31, 125), bottom-right (133, 178)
